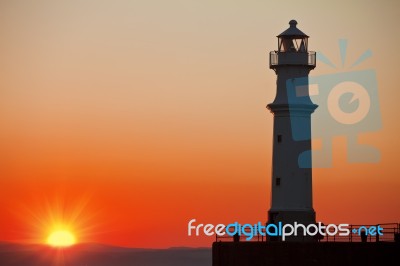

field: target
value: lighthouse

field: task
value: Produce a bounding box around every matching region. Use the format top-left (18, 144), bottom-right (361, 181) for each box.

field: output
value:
top-left (212, 19), bottom-right (399, 266)
top-left (267, 20), bottom-right (317, 238)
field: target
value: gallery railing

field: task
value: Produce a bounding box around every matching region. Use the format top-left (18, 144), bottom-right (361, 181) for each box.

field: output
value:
top-left (269, 51), bottom-right (316, 68)
top-left (215, 222), bottom-right (400, 243)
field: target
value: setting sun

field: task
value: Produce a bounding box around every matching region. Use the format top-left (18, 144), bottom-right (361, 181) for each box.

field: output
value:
top-left (47, 230), bottom-right (77, 247)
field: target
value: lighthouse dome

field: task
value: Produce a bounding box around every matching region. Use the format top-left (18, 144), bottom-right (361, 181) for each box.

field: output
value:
top-left (277, 20), bottom-right (309, 38)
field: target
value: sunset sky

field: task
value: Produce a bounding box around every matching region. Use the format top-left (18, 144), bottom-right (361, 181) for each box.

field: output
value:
top-left (0, 0), bottom-right (399, 248)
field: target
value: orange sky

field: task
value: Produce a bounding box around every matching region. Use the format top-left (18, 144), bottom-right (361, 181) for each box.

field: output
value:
top-left (0, 0), bottom-right (399, 248)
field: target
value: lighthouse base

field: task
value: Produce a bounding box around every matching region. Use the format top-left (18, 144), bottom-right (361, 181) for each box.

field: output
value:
top-left (212, 242), bottom-right (400, 266)
top-left (268, 209), bottom-right (316, 242)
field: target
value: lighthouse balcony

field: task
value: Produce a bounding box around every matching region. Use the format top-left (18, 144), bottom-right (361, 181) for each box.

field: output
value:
top-left (269, 51), bottom-right (316, 68)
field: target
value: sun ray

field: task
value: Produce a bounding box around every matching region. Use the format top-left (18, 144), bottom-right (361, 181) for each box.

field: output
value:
top-left (339, 39), bottom-right (348, 67)
top-left (316, 52), bottom-right (336, 68)
top-left (9, 191), bottom-right (104, 248)
top-left (350, 49), bottom-right (373, 68)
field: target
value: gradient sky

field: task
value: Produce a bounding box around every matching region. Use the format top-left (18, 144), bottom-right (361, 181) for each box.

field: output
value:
top-left (0, 0), bottom-right (399, 248)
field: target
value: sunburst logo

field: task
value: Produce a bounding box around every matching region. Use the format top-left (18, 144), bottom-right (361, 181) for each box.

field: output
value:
top-left (287, 39), bottom-right (382, 168)
top-left (318, 39), bottom-right (373, 69)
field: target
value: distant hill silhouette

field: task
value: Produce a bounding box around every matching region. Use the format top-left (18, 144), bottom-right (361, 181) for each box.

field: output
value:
top-left (0, 242), bottom-right (211, 266)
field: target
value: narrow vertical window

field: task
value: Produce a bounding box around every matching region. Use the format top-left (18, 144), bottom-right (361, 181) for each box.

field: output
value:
top-left (277, 135), bottom-right (282, 143)
top-left (276, 177), bottom-right (281, 186)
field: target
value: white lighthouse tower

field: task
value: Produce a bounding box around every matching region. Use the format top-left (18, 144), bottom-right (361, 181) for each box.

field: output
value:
top-left (267, 20), bottom-right (317, 236)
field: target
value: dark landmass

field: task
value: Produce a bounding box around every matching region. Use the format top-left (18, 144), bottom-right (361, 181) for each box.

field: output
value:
top-left (0, 242), bottom-right (211, 266)
top-left (213, 241), bottom-right (400, 266)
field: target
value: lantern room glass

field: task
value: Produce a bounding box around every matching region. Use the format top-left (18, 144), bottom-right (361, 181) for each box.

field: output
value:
top-left (278, 37), bottom-right (308, 52)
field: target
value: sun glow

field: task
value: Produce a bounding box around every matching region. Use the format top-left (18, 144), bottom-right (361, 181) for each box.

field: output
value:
top-left (46, 230), bottom-right (77, 247)
top-left (16, 195), bottom-right (97, 248)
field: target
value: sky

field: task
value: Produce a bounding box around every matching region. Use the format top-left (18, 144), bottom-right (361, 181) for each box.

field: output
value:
top-left (0, 0), bottom-right (399, 248)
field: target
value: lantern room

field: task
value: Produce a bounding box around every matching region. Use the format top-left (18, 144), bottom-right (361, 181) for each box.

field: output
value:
top-left (277, 20), bottom-right (309, 52)
top-left (269, 20), bottom-right (315, 69)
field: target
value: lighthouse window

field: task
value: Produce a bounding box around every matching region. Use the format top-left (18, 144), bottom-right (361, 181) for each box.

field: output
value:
top-left (280, 38), bottom-right (295, 52)
top-left (276, 177), bottom-right (281, 186)
top-left (277, 135), bottom-right (282, 143)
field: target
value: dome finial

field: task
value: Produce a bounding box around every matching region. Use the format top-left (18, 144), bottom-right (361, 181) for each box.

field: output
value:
top-left (289, 20), bottom-right (297, 27)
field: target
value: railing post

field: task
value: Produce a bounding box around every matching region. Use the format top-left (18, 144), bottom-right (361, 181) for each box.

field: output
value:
top-left (314, 52), bottom-right (316, 66)
top-left (350, 225), bottom-right (352, 242)
top-left (376, 224), bottom-right (379, 242)
top-left (269, 51), bottom-right (273, 67)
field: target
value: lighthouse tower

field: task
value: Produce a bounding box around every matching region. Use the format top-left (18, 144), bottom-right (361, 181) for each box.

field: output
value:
top-left (267, 20), bottom-right (317, 236)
